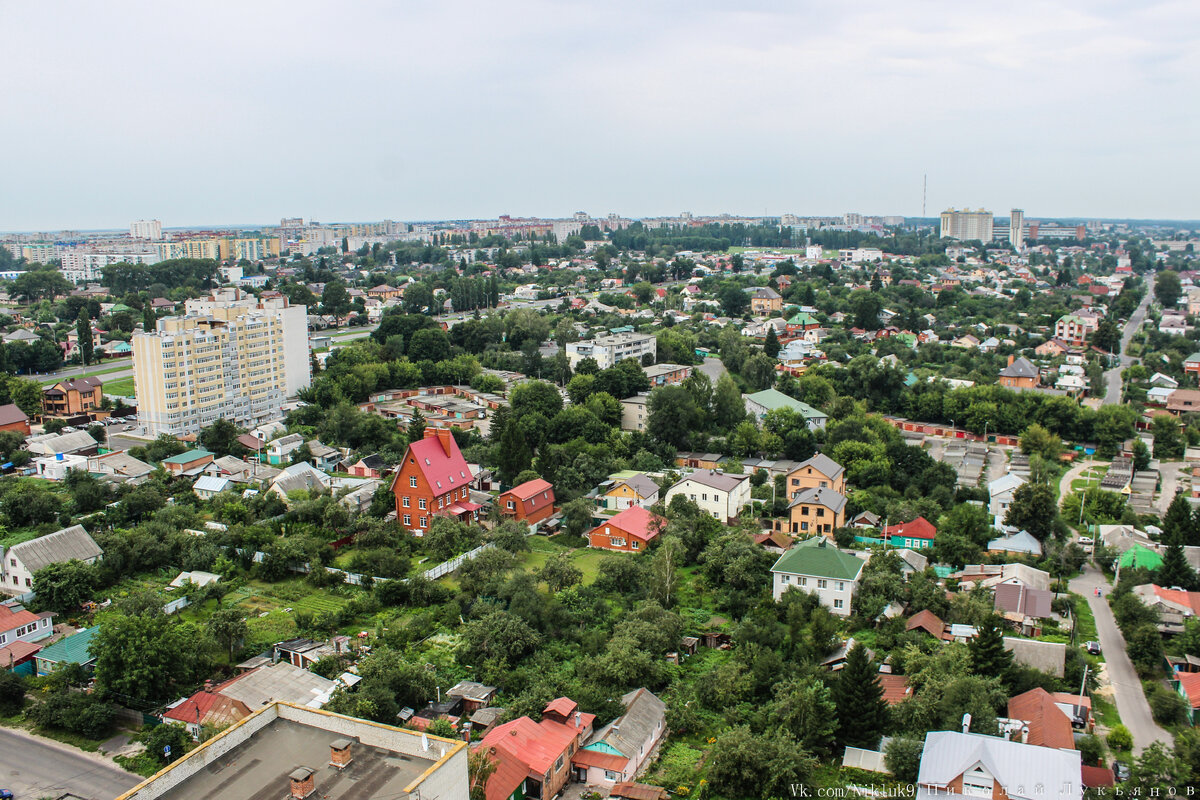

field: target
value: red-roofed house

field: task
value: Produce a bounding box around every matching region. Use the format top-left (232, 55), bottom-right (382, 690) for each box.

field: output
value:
top-left (586, 506), bottom-right (665, 553)
top-left (498, 479), bottom-right (556, 525)
top-left (476, 698), bottom-right (595, 800)
top-left (0, 602), bottom-right (54, 654)
top-left (161, 689), bottom-right (253, 738)
top-left (0, 639), bottom-right (43, 673)
top-left (390, 428), bottom-right (480, 533)
top-left (884, 516), bottom-right (937, 550)
top-left (1174, 671), bottom-right (1200, 725)
top-left (1082, 764), bottom-right (1115, 789)
top-left (878, 673), bottom-right (913, 706)
top-left (0, 404), bottom-right (29, 436)
top-left (905, 609), bottom-right (951, 641)
top-left (1007, 688), bottom-right (1076, 750)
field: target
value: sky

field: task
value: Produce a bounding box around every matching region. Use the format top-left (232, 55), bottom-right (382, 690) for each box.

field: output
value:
top-left (3, 0), bottom-right (1198, 230)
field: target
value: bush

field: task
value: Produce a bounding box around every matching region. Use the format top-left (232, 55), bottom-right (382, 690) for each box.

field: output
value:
top-left (141, 722), bottom-right (191, 765)
top-left (1077, 734), bottom-right (1105, 766)
top-left (0, 671), bottom-right (25, 715)
top-left (884, 734), bottom-right (924, 783)
top-left (1107, 724), bottom-right (1133, 751)
top-left (27, 692), bottom-right (116, 739)
top-left (1148, 682), bottom-right (1189, 726)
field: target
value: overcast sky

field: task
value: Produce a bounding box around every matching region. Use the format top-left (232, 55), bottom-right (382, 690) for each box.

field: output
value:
top-left (3, 0), bottom-right (1197, 230)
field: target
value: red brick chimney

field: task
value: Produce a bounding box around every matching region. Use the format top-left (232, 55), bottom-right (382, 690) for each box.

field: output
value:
top-left (424, 426), bottom-right (455, 457)
top-left (1007, 354), bottom-right (1014, 366)
top-left (289, 767), bottom-right (315, 799)
top-left (329, 739), bottom-right (353, 770)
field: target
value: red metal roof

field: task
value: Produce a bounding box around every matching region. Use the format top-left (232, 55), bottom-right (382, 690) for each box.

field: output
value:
top-left (0, 604), bottom-right (45, 634)
top-left (0, 640), bottom-right (42, 665)
top-left (571, 747), bottom-right (628, 771)
top-left (543, 697), bottom-right (577, 718)
top-left (163, 690), bottom-right (252, 728)
top-left (1179, 672), bottom-right (1200, 708)
top-left (479, 716), bottom-right (577, 776)
top-left (1007, 688), bottom-right (1075, 750)
top-left (611, 783), bottom-right (669, 800)
top-left (505, 479), bottom-right (553, 502)
top-left (592, 506), bottom-right (665, 542)
top-left (478, 745), bottom-right (530, 800)
top-left (878, 673), bottom-right (913, 706)
top-left (1082, 765), bottom-right (1115, 788)
top-left (884, 516), bottom-right (937, 540)
top-left (403, 431), bottom-right (471, 495)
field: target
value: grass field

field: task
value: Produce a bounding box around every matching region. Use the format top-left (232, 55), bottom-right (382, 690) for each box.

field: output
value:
top-left (520, 537), bottom-right (610, 584)
top-left (103, 377), bottom-right (135, 397)
top-left (1071, 466), bottom-right (1109, 492)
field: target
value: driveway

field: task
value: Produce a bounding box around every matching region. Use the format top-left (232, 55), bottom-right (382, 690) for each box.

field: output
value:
top-left (698, 356), bottom-right (728, 384)
top-left (1058, 460), bottom-right (1098, 506)
top-left (1156, 461), bottom-right (1186, 515)
top-left (1069, 565), bottom-right (1173, 755)
top-left (0, 726), bottom-right (140, 799)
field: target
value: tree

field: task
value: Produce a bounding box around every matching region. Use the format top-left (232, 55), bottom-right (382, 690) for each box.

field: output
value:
top-left (1156, 270), bottom-right (1182, 308)
top-left (719, 283), bottom-right (749, 317)
top-left (765, 677), bottom-right (838, 756)
top-left (458, 608), bottom-right (541, 666)
top-left (142, 722), bottom-right (190, 765)
top-left (6, 377), bottom-right (43, 417)
top-left (321, 280), bottom-right (351, 322)
top-left (31, 560), bottom-right (97, 614)
top-left (494, 417), bottom-right (533, 484)
top-left (764, 326), bottom-right (780, 358)
top-left (408, 328), bottom-right (451, 363)
top-left (1003, 482), bottom-right (1058, 541)
top-left (707, 726), bottom-right (816, 800)
top-left (469, 748), bottom-right (498, 800)
top-left (712, 373), bottom-right (745, 431)
top-left (561, 498), bottom-right (593, 540)
top-left (646, 384), bottom-right (703, 449)
top-left (1091, 317), bottom-right (1121, 353)
top-left (407, 409), bottom-right (427, 444)
top-left (539, 553), bottom-right (582, 593)
top-left (1133, 438), bottom-right (1152, 472)
top-left (1019, 423), bottom-right (1062, 461)
top-left (832, 643), bottom-right (888, 749)
top-left (968, 616), bottom-right (1014, 680)
top-left (884, 735), bottom-right (924, 783)
top-left (92, 614), bottom-right (210, 706)
top-left (76, 308), bottom-right (94, 366)
top-left (143, 305), bottom-right (156, 332)
top-left (848, 289), bottom-right (884, 330)
top-left (198, 418), bottom-right (244, 457)
top-left (206, 607), bottom-right (247, 659)
top-left (1107, 723), bottom-right (1132, 751)
top-left (1153, 414), bottom-right (1185, 460)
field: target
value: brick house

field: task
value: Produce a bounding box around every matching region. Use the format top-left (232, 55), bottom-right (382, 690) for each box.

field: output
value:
top-left (785, 453), bottom-right (846, 496)
top-left (586, 506), bottom-right (665, 553)
top-left (390, 428), bottom-right (481, 533)
top-left (41, 376), bottom-right (103, 418)
top-left (477, 698), bottom-right (595, 800)
top-left (0, 404), bottom-right (30, 436)
top-left (498, 479), bottom-right (556, 525)
top-left (780, 487), bottom-right (846, 536)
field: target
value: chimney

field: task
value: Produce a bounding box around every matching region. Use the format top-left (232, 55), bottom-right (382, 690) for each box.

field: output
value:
top-left (1007, 354), bottom-right (1014, 367)
top-left (424, 427), bottom-right (455, 457)
top-left (1021, 725), bottom-right (1029, 744)
top-left (329, 738), bottom-right (353, 770)
top-left (575, 711), bottom-right (582, 728)
top-left (961, 713), bottom-right (972, 734)
top-left (289, 767), bottom-right (315, 799)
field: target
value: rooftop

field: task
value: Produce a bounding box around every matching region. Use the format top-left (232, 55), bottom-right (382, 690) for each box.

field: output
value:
top-left (771, 536), bottom-right (864, 581)
top-left (119, 703), bottom-right (466, 800)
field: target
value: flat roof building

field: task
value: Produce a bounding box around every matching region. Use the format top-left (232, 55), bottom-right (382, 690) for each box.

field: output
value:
top-left (116, 702), bottom-right (468, 800)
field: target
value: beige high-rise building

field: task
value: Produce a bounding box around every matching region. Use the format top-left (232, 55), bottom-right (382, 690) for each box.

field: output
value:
top-left (939, 208), bottom-right (994, 242)
top-left (1009, 209), bottom-right (1025, 246)
top-left (133, 289), bottom-right (310, 436)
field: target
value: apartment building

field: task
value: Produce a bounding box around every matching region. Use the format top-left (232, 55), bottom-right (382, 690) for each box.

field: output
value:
top-left (130, 219), bottom-right (163, 240)
top-left (1054, 314), bottom-right (1097, 346)
top-left (61, 249), bottom-right (160, 283)
top-left (217, 236), bottom-right (282, 262)
top-left (133, 288), bottom-right (310, 436)
top-left (939, 208), bottom-right (994, 242)
top-left (154, 239), bottom-right (221, 260)
top-left (566, 332), bottom-right (656, 370)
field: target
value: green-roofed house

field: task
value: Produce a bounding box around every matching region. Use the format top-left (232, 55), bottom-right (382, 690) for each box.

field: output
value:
top-left (35, 625), bottom-right (99, 676)
top-left (744, 389), bottom-right (828, 430)
top-left (1119, 543), bottom-right (1163, 571)
top-left (162, 448), bottom-right (215, 476)
top-left (770, 536), bottom-right (865, 616)
top-left (786, 312), bottom-right (820, 335)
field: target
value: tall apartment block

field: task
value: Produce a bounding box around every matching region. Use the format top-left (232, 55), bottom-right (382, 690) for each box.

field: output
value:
top-left (133, 289), bottom-right (310, 435)
top-left (130, 219), bottom-right (163, 240)
top-left (939, 208), bottom-right (993, 242)
top-left (1009, 209), bottom-right (1025, 246)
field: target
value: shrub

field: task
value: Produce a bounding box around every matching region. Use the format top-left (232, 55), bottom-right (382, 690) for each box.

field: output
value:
top-left (1148, 682), bottom-right (1189, 726)
top-left (1077, 733), bottom-right (1105, 766)
top-left (885, 735), bottom-right (924, 783)
top-left (1107, 724), bottom-right (1133, 751)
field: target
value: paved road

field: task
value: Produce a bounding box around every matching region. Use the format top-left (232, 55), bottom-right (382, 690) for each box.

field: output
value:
top-left (0, 727), bottom-right (140, 799)
top-left (1102, 289), bottom-right (1153, 405)
top-left (698, 356), bottom-right (729, 384)
top-left (1069, 565), bottom-right (1173, 755)
top-left (1156, 461), bottom-right (1186, 515)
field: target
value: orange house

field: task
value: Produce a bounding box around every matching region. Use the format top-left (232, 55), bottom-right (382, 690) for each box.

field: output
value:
top-left (498, 479), bottom-right (556, 525)
top-left (42, 376), bottom-right (103, 418)
top-left (0, 404), bottom-right (30, 436)
top-left (390, 428), bottom-right (481, 533)
top-left (998, 355), bottom-right (1039, 389)
top-left (586, 506), bottom-right (664, 553)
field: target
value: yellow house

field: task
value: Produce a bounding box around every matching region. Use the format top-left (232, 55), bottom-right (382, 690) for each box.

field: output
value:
top-left (781, 487), bottom-right (847, 537)
top-left (602, 473), bottom-right (660, 512)
top-left (785, 454), bottom-right (846, 496)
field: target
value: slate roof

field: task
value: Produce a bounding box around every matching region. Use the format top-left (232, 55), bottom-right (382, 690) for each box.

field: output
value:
top-left (674, 469), bottom-right (748, 493)
top-left (610, 474), bottom-right (659, 499)
top-left (28, 430), bottom-right (96, 455)
top-left (1003, 637), bottom-right (1066, 677)
top-left (218, 662), bottom-right (337, 708)
top-left (771, 537), bottom-right (864, 581)
top-left (95, 451), bottom-right (153, 477)
top-left (0, 404), bottom-right (27, 428)
top-left (793, 453), bottom-right (845, 481)
top-left (787, 486), bottom-right (847, 513)
top-left (999, 357), bottom-right (1039, 379)
top-left (988, 529), bottom-right (1043, 556)
top-left (193, 475), bottom-right (231, 494)
top-left (9, 525), bottom-right (102, 573)
top-left (582, 688), bottom-right (665, 762)
top-left (917, 730), bottom-right (1082, 800)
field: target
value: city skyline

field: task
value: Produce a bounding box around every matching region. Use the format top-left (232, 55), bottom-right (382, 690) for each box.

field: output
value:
top-left (4, 1), bottom-right (1198, 229)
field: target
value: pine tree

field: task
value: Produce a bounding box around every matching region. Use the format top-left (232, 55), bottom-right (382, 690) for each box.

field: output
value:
top-left (764, 327), bottom-right (780, 358)
top-left (968, 616), bottom-right (1014, 679)
top-left (76, 308), bottom-right (94, 366)
top-left (871, 272), bottom-right (883, 292)
top-left (407, 410), bottom-right (427, 444)
top-left (1164, 492), bottom-right (1195, 545)
top-left (495, 418), bottom-right (532, 484)
top-left (832, 643), bottom-right (888, 749)
top-left (1158, 532), bottom-right (1197, 590)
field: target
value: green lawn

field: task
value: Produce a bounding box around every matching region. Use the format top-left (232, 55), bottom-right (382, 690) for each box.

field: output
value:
top-left (104, 377), bottom-right (135, 397)
top-left (519, 537), bottom-right (616, 585)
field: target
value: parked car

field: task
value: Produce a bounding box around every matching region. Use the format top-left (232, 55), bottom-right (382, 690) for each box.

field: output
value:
top-left (1085, 641), bottom-right (1101, 655)
top-left (1113, 760), bottom-right (1130, 782)
top-left (1078, 536), bottom-right (1094, 545)
top-left (0, 789), bottom-right (13, 799)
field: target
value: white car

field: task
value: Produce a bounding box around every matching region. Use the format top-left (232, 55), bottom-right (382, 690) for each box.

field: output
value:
top-left (1078, 537), bottom-right (1094, 545)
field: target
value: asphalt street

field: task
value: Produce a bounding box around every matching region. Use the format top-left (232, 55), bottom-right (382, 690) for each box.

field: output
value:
top-left (1102, 289), bottom-right (1153, 405)
top-left (0, 727), bottom-right (139, 800)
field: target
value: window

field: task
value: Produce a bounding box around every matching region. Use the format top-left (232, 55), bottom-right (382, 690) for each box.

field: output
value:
top-left (836, 581), bottom-right (845, 591)
top-left (817, 579), bottom-right (827, 589)
top-left (403, 514), bottom-right (411, 526)
top-left (833, 599), bottom-right (844, 609)
top-left (799, 577), bottom-right (807, 586)
top-left (701, 493), bottom-right (707, 501)
top-left (554, 755), bottom-right (564, 772)
top-left (961, 767), bottom-right (994, 797)
top-left (7, 559), bottom-right (12, 567)
top-left (610, 537), bottom-right (626, 547)
top-left (604, 770), bottom-right (619, 781)
top-left (438, 498), bottom-right (444, 509)
top-left (419, 517), bottom-right (427, 528)
top-left (781, 574), bottom-right (790, 584)
top-left (507, 501), bottom-right (515, 510)
top-left (631, 541), bottom-right (640, 550)
top-left (418, 498), bottom-right (427, 510)
top-left (409, 476), bottom-right (417, 488)
top-left (402, 497), bottom-right (410, 508)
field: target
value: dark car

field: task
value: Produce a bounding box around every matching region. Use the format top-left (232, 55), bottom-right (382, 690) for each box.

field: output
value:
top-left (1113, 760), bottom-right (1131, 782)
top-left (0, 789), bottom-right (13, 799)
top-left (1085, 641), bottom-right (1102, 656)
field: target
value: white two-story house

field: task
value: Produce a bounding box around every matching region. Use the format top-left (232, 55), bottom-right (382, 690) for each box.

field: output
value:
top-left (770, 536), bottom-right (864, 617)
top-left (1, 525), bottom-right (103, 595)
top-left (664, 470), bottom-right (752, 523)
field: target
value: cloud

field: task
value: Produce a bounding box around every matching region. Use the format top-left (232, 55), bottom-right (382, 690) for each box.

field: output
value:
top-left (1, 0), bottom-right (1197, 229)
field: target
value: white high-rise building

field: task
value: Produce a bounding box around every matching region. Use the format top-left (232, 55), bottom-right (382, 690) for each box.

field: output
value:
top-left (130, 220), bottom-right (163, 241)
top-left (939, 209), bottom-right (993, 242)
top-left (1009, 209), bottom-right (1025, 246)
top-left (566, 332), bottom-right (657, 370)
top-left (133, 288), bottom-right (310, 436)
top-left (61, 249), bottom-right (160, 283)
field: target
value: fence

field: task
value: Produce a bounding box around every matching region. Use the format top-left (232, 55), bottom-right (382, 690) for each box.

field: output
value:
top-left (239, 541), bottom-right (497, 587)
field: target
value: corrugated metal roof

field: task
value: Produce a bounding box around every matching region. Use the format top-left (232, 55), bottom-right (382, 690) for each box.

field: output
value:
top-left (917, 730), bottom-right (1081, 800)
top-left (9, 525), bottom-right (102, 574)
